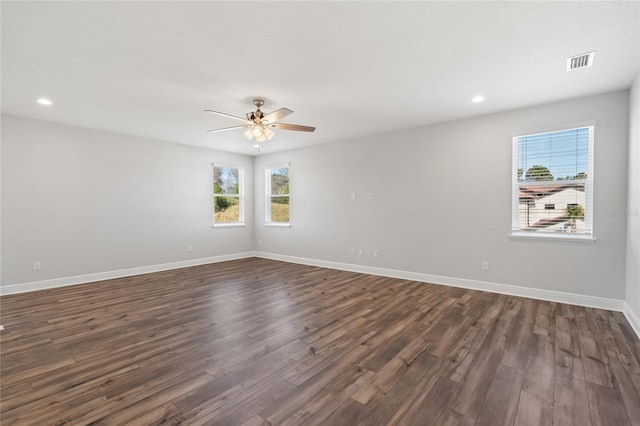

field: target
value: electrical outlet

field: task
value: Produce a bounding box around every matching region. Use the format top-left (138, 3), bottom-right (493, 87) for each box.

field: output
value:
top-left (373, 250), bottom-right (380, 258)
top-left (187, 245), bottom-right (193, 253)
top-left (482, 261), bottom-right (489, 271)
top-left (368, 192), bottom-right (374, 199)
top-left (350, 248), bottom-right (356, 256)
top-left (358, 248), bottom-right (364, 256)
top-left (33, 261), bottom-right (41, 271)
top-left (350, 192), bottom-right (356, 201)
top-left (258, 239), bottom-right (263, 246)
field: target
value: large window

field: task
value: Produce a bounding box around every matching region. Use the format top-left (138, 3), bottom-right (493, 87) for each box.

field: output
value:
top-left (265, 164), bottom-right (290, 225)
top-left (213, 164), bottom-right (244, 226)
top-left (512, 126), bottom-right (594, 238)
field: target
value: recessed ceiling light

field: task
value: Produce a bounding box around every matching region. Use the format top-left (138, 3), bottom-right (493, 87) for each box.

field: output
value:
top-left (471, 95), bottom-right (485, 103)
top-left (37, 98), bottom-right (52, 106)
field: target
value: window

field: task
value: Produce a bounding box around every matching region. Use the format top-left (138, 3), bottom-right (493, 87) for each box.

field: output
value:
top-left (213, 164), bottom-right (244, 226)
top-left (512, 126), bottom-right (594, 238)
top-left (265, 164), bottom-right (290, 225)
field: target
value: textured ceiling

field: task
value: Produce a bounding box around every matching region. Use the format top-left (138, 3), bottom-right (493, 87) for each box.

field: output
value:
top-left (2, 1), bottom-right (639, 155)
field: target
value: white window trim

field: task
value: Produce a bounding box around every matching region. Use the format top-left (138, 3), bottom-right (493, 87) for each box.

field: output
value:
top-left (211, 223), bottom-right (247, 228)
top-left (265, 163), bottom-right (291, 226)
top-left (212, 163), bottom-right (245, 227)
top-left (511, 125), bottom-right (594, 241)
top-left (511, 120), bottom-right (596, 139)
top-left (509, 231), bottom-right (596, 242)
top-left (264, 222), bottom-right (291, 228)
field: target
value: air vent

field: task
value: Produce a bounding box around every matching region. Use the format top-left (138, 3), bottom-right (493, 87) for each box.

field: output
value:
top-left (567, 52), bottom-right (594, 71)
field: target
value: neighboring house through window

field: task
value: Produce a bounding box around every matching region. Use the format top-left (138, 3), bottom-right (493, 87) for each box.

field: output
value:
top-left (512, 125), bottom-right (594, 238)
top-left (265, 164), bottom-right (290, 225)
top-left (213, 164), bottom-right (244, 226)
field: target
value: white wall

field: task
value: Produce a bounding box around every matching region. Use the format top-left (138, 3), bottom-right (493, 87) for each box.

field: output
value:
top-left (1, 115), bottom-right (254, 288)
top-left (626, 74), bottom-right (640, 330)
top-left (1, 90), bottom-right (632, 307)
top-left (254, 90), bottom-right (630, 301)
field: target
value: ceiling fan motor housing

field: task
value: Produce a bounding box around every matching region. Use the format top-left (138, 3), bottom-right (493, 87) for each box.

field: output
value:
top-left (247, 99), bottom-right (265, 121)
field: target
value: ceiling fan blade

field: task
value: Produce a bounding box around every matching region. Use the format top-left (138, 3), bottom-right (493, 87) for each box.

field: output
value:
top-left (269, 123), bottom-right (316, 132)
top-left (206, 125), bottom-right (248, 133)
top-left (204, 110), bottom-right (251, 123)
top-left (262, 107), bottom-right (293, 124)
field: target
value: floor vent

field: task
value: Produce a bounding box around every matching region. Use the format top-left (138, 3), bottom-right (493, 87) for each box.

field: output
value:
top-left (567, 52), bottom-right (594, 71)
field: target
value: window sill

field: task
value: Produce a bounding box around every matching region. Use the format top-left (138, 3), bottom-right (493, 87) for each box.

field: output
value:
top-left (212, 223), bottom-right (246, 228)
top-left (509, 231), bottom-right (596, 242)
top-left (264, 223), bottom-right (291, 228)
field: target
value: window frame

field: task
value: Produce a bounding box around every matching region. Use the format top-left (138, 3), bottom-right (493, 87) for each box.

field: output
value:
top-left (265, 163), bottom-right (291, 227)
top-left (212, 163), bottom-right (245, 227)
top-left (510, 124), bottom-right (595, 241)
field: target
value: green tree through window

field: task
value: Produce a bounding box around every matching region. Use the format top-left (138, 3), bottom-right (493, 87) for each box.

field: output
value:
top-left (266, 165), bottom-right (290, 224)
top-left (213, 165), bottom-right (243, 224)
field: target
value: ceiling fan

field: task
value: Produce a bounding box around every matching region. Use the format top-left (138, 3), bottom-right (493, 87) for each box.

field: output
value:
top-left (205, 99), bottom-right (315, 149)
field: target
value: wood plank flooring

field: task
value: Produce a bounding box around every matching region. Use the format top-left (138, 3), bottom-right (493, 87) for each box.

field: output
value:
top-left (1, 257), bottom-right (639, 425)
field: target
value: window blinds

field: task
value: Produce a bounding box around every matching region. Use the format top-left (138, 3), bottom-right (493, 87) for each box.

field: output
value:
top-left (512, 126), bottom-right (593, 236)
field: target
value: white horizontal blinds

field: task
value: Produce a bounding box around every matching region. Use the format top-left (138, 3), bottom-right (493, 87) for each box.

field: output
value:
top-left (512, 126), bottom-right (593, 235)
top-left (213, 165), bottom-right (242, 223)
top-left (267, 166), bottom-right (290, 223)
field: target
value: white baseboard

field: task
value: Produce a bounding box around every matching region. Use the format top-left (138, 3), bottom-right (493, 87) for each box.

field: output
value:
top-left (255, 251), bottom-right (626, 313)
top-left (0, 252), bottom-right (255, 296)
top-left (3, 250), bottom-right (636, 340)
top-left (623, 302), bottom-right (640, 339)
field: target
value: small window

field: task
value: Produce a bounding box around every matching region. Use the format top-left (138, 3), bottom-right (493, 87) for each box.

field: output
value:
top-left (512, 126), bottom-right (594, 238)
top-left (265, 165), bottom-right (290, 225)
top-left (213, 164), bottom-right (244, 225)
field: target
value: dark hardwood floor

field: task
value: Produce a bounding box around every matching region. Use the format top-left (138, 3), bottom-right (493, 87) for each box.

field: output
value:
top-left (1, 257), bottom-right (639, 425)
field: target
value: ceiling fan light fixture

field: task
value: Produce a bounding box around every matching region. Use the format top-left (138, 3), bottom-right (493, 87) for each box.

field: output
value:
top-left (244, 123), bottom-right (275, 142)
top-left (264, 127), bottom-right (275, 140)
top-left (252, 126), bottom-right (263, 138)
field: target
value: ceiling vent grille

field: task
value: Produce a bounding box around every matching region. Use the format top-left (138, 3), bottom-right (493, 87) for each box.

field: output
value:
top-left (567, 52), bottom-right (594, 71)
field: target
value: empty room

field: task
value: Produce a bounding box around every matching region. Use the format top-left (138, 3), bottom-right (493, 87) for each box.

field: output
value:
top-left (1, 1), bottom-right (640, 425)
